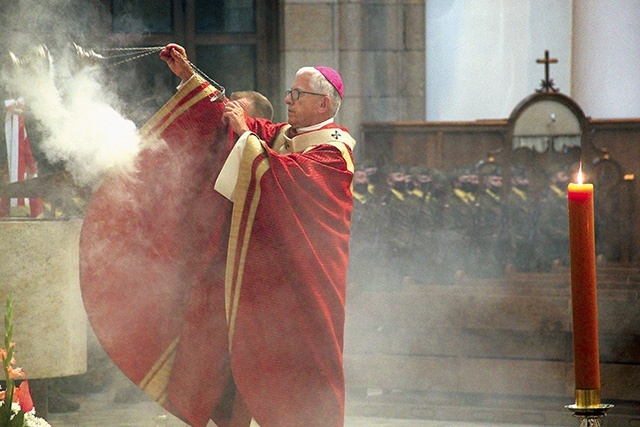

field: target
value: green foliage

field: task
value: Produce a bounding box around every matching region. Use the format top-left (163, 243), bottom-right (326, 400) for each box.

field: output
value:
top-left (0, 292), bottom-right (25, 427)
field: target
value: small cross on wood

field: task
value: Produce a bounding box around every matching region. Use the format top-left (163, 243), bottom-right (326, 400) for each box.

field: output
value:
top-left (536, 50), bottom-right (559, 93)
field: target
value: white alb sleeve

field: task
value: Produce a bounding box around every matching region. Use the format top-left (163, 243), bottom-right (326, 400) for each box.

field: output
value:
top-left (214, 131), bottom-right (253, 201)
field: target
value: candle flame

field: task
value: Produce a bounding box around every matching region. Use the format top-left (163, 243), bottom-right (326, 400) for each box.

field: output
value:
top-left (577, 165), bottom-right (583, 185)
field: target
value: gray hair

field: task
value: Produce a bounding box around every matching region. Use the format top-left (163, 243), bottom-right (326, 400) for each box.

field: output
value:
top-left (296, 67), bottom-right (342, 117)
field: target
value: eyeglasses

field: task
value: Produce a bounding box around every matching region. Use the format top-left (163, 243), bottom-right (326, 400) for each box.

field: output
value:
top-left (285, 88), bottom-right (327, 101)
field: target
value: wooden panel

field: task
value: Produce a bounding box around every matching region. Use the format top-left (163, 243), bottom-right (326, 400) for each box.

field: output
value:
top-left (345, 327), bottom-right (570, 360)
top-left (602, 364), bottom-right (640, 400)
top-left (344, 354), bottom-right (570, 397)
top-left (361, 121), bottom-right (507, 169)
top-left (347, 287), bottom-right (572, 332)
top-left (344, 273), bottom-right (640, 403)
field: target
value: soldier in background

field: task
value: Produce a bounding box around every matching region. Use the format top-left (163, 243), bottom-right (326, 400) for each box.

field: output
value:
top-left (533, 165), bottom-right (570, 271)
top-left (407, 166), bottom-right (432, 199)
top-left (476, 166), bottom-right (507, 278)
top-left (504, 164), bottom-right (536, 272)
top-left (347, 165), bottom-right (385, 289)
top-left (426, 169), bottom-right (454, 283)
top-left (362, 160), bottom-right (383, 200)
top-left (442, 166), bottom-right (482, 279)
top-left (380, 164), bottom-right (413, 288)
top-left (406, 166), bottom-right (434, 284)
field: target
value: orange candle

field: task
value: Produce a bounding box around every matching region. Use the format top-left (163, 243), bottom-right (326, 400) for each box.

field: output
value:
top-left (567, 172), bottom-right (601, 396)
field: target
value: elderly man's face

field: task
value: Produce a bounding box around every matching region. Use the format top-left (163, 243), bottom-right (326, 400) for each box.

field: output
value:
top-left (285, 72), bottom-right (327, 129)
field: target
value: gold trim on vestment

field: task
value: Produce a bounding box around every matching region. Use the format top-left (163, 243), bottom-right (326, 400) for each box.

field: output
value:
top-left (139, 337), bottom-right (180, 404)
top-left (225, 134), bottom-right (270, 348)
top-left (271, 125), bottom-right (292, 153)
top-left (224, 128), bottom-right (355, 349)
top-left (135, 77), bottom-right (218, 405)
top-left (139, 75), bottom-right (219, 143)
top-left (273, 127), bottom-right (356, 155)
top-left (329, 139), bottom-right (355, 174)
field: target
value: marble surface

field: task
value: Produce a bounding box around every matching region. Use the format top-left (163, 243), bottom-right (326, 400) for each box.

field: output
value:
top-left (0, 219), bottom-right (87, 379)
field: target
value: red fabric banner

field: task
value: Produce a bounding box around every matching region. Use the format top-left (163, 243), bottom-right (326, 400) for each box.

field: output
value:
top-left (3, 99), bottom-right (43, 217)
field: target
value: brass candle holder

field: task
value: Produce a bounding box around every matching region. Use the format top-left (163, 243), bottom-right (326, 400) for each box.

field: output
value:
top-left (565, 389), bottom-right (613, 427)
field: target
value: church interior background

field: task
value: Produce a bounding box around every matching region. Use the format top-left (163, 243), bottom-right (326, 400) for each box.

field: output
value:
top-left (1, 0), bottom-right (640, 425)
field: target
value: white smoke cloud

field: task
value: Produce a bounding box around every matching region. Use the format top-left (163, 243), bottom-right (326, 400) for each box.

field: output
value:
top-left (0, 0), bottom-right (143, 188)
top-left (14, 61), bottom-right (140, 187)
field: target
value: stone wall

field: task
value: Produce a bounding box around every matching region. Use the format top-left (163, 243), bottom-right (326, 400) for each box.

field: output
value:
top-left (281, 0), bottom-right (426, 156)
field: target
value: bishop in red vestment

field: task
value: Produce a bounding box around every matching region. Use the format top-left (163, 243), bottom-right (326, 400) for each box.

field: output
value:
top-left (80, 44), bottom-right (355, 427)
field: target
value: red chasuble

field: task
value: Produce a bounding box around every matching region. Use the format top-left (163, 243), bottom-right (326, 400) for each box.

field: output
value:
top-left (80, 75), bottom-right (234, 425)
top-left (80, 74), bottom-right (355, 427)
top-left (226, 133), bottom-right (354, 426)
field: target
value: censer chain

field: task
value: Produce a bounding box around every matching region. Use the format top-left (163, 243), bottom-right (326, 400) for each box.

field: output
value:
top-left (99, 46), bottom-right (225, 96)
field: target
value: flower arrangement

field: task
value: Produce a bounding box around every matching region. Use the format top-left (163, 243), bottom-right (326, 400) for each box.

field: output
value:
top-left (0, 292), bottom-right (50, 427)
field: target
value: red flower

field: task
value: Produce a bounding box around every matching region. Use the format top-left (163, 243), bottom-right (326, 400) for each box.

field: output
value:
top-left (16, 380), bottom-right (34, 413)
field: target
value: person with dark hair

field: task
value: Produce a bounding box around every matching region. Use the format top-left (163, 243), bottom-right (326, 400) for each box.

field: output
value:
top-left (422, 168), bottom-right (453, 283)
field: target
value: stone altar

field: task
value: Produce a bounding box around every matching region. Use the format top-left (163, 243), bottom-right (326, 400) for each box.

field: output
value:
top-left (0, 219), bottom-right (86, 379)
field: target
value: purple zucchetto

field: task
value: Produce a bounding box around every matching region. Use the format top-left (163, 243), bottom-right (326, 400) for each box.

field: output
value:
top-left (314, 66), bottom-right (344, 99)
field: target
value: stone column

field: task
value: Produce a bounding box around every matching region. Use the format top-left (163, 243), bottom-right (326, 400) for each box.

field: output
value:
top-left (282, 0), bottom-right (425, 157)
top-left (572, 0), bottom-right (640, 118)
top-left (338, 0), bottom-right (425, 132)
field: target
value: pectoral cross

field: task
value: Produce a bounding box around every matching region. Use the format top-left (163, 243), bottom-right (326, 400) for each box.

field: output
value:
top-left (536, 50), bottom-right (559, 93)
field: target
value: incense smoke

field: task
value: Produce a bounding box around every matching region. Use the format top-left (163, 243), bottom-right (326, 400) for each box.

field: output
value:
top-left (0, 1), bottom-right (176, 421)
top-left (0, 0), bottom-right (143, 188)
top-left (9, 60), bottom-right (140, 187)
